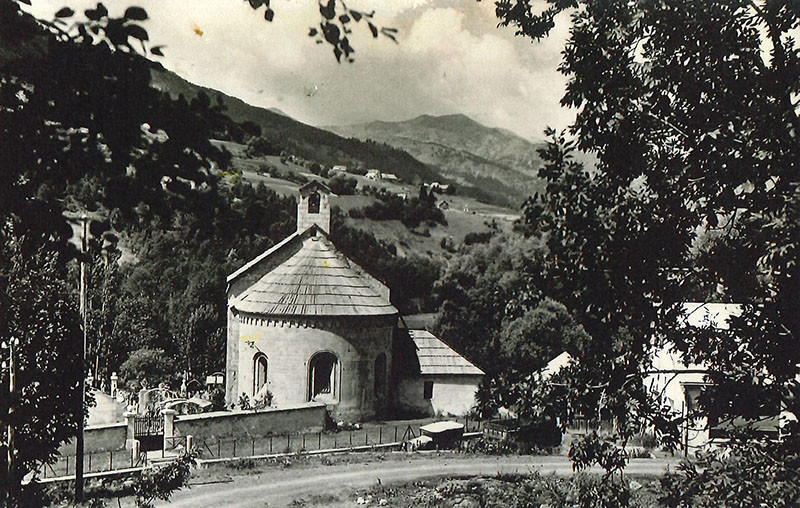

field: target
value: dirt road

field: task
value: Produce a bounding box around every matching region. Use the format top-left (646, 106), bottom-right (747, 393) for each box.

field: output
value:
top-left (161, 455), bottom-right (680, 507)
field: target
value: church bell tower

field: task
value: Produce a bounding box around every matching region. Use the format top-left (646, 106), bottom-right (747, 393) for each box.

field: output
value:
top-left (297, 180), bottom-right (332, 234)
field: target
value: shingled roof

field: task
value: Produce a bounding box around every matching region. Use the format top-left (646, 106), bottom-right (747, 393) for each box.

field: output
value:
top-left (230, 231), bottom-right (397, 317)
top-left (409, 330), bottom-right (484, 376)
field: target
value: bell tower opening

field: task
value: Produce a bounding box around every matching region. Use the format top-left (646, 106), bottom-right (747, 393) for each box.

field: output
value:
top-left (308, 192), bottom-right (321, 214)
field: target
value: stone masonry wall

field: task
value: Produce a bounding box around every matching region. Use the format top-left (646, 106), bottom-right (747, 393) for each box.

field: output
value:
top-left (234, 315), bottom-right (394, 422)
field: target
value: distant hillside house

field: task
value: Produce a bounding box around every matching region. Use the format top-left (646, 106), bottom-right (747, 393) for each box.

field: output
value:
top-left (225, 181), bottom-right (481, 420)
top-left (365, 169), bottom-right (381, 180)
top-left (329, 165), bottom-right (347, 176)
top-left (381, 173), bottom-right (399, 181)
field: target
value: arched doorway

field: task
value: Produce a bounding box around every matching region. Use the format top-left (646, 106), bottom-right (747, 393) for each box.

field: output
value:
top-left (253, 353), bottom-right (268, 397)
top-left (308, 352), bottom-right (338, 403)
top-left (374, 353), bottom-right (387, 401)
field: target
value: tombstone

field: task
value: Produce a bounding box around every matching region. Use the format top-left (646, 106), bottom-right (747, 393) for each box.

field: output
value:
top-left (138, 388), bottom-right (150, 415)
top-left (110, 372), bottom-right (118, 398)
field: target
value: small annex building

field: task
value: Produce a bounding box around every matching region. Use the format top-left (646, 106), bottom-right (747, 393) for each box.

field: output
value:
top-left (395, 329), bottom-right (484, 417)
top-left (225, 181), bottom-right (482, 421)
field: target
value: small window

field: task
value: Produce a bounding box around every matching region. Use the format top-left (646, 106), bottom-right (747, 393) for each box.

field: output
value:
top-left (308, 192), bottom-right (321, 214)
top-left (423, 381), bottom-right (434, 400)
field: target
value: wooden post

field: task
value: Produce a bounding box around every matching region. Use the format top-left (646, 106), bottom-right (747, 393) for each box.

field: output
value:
top-left (76, 215), bottom-right (88, 503)
top-left (109, 451), bottom-right (113, 471)
top-left (270, 435), bottom-right (273, 453)
top-left (379, 427), bottom-right (382, 444)
top-left (318, 432), bottom-right (321, 449)
top-left (252, 439), bottom-right (255, 456)
top-left (233, 439), bottom-right (236, 457)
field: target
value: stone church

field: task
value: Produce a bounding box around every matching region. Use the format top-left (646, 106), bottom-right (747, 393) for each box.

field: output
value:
top-left (225, 180), bottom-right (482, 421)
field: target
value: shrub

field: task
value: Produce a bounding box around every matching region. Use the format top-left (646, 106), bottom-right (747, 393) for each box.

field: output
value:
top-left (328, 175), bottom-right (358, 195)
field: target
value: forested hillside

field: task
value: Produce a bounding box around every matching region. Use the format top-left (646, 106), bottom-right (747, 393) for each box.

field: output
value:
top-left (150, 67), bottom-right (444, 183)
top-left (150, 67), bottom-right (507, 206)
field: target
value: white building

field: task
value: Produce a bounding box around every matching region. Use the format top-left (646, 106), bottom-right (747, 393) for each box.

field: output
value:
top-left (396, 330), bottom-right (484, 417)
top-left (645, 303), bottom-right (782, 453)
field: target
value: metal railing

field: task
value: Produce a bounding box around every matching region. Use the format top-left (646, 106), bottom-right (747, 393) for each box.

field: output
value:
top-left (40, 449), bottom-right (148, 479)
top-left (41, 417), bottom-right (485, 476)
top-left (194, 417), bottom-right (483, 459)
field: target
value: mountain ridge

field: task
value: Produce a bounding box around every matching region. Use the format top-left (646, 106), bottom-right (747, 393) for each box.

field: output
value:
top-left (323, 113), bottom-right (547, 206)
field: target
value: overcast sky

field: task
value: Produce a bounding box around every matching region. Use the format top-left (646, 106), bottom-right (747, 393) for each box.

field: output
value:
top-left (28, 0), bottom-right (575, 141)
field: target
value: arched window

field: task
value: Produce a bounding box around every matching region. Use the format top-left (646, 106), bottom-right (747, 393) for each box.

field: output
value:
top-left (308, 352), bottom-right (338, 403)
top-left (308, 192), bottom-right (321, 214)
top-left (374, 353), bottom-right (387, 401)
top-left (253, 354), bottom-right (268, 396)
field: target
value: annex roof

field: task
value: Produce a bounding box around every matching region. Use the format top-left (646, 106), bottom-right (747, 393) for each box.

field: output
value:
top-left (400, 313), bottom-right (437, 330)
top-left (230, 230), bottom-right (397, 317)
top-left (409, 329), bottom-right (484, 376)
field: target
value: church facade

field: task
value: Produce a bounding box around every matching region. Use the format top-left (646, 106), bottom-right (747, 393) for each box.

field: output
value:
top-left (225, 180), bottom-right (482, 421)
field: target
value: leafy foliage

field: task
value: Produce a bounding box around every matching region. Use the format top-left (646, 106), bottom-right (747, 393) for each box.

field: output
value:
top-left (132, 450), bottom-right (196, 508)
top-left (0, 228), bottom-right (83, 502)
top-left (491, 0), bottom-right (800, 499)
top-left (353, 186), bottom-right (446, 229)
top-left (118, 348), bottom-right (176, 391)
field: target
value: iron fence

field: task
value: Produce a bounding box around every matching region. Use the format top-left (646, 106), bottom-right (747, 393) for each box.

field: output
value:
top-left (40, 416), bottom-right (485, 477)
top-left (39, 448), bottom-right (148, 479)
top-left (194, 416), bottom-right (483, 460)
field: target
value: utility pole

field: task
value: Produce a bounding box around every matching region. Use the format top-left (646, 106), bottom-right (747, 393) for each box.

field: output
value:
top-left (75, 214), bottom-right (88, 502)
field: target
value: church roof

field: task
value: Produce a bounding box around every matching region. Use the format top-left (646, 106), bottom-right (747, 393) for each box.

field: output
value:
top-left (409, 329), bottom-right (484, 376)
top-left (230, 229), bottom-right (397, 317)
top-left (298, 179), bottom-right (332, 196)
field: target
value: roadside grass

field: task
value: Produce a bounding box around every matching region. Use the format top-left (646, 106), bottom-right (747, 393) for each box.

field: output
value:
top-left (341, 473), bottom-right (666, 508)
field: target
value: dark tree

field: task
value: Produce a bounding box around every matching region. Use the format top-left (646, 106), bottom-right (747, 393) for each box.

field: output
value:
top-left (493, 0), bottom-right (800, 496)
